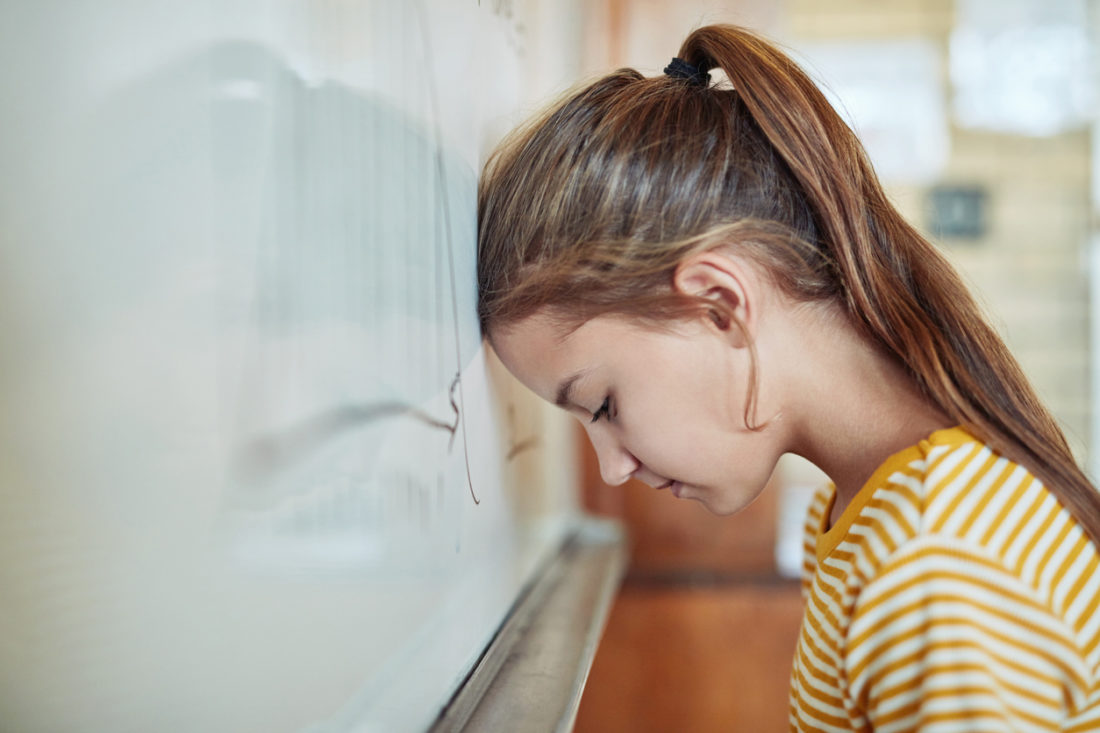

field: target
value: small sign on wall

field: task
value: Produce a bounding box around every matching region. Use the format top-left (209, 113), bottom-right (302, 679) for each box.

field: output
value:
top-left (926, 184), bottom-right (988, 241)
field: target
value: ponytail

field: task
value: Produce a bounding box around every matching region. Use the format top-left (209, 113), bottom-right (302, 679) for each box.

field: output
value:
top-left (679, 25), bottom-right (1100, 545)
top-left (477, 24), bottom-right (1100, 546)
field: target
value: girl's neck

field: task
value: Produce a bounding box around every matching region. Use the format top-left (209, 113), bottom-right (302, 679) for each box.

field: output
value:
top-left (780, 307), bottom-right (952, 528)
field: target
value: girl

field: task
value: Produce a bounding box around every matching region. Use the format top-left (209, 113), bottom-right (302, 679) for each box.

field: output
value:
top-left (478, 24), bottom-right (1100, 732)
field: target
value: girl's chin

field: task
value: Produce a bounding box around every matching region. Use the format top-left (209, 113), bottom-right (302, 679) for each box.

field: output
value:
top-left (692, 489), bottom-right (758, 516)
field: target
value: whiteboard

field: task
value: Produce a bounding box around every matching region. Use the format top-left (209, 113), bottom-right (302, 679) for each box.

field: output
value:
top-left (0, 2), bottom-right (581, 731)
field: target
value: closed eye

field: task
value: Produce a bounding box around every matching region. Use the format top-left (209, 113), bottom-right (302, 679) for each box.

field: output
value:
top-left (590, 397), bottom-right (611, 423)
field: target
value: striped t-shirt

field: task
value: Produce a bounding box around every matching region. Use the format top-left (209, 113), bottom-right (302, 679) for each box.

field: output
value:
top-left (789, 427), bottom-right (1100, 732)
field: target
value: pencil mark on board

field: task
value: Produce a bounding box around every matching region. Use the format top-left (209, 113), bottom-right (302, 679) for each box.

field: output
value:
top-left (416, 0), bottom-right (479, 504)
top-left (235, 401), bottom-right (460, 484)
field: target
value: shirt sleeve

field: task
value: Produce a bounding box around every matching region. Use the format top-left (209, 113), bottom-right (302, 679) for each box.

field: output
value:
top-left (844, 536), bottom-right (1092, 732)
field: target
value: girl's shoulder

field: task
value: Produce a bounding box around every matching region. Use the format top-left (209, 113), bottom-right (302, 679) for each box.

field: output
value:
top-left (857, 425), bottom-right (1038, 531)
top-left (817, 425), bottom-right (1096, 592)
top-left (841, 427), bottom-right (1100, 636)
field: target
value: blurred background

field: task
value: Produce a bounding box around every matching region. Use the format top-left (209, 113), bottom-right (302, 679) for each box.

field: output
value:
top-left (1, 1), bottom-right (1097, 731)
top-left (567, 0), bottom-right (1100, 731)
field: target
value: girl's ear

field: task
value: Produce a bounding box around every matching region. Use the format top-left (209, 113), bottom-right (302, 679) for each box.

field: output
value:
top-left (672, 250), bottom-right (755, 348)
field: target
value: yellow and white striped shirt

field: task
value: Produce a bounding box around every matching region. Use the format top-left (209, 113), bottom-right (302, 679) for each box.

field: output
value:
top-left (790, 427), bottom-right (1100, 732)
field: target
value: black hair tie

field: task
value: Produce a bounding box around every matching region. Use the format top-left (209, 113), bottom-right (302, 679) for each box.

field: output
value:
top-left (664, 57), bottom-right (710, 86)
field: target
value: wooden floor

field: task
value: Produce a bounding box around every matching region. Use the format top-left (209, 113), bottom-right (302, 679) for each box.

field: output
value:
top-left (573, 430), bottom-right (806, 732)
top-left (574, 581), bottom-right (803, 732)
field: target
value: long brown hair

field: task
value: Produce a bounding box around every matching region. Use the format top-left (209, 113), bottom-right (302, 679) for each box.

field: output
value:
top-left (477, 24), bottom-right (1100, 545)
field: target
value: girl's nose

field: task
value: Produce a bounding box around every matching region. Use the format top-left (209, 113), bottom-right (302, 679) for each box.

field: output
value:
top-left (587, 428), bottom-right (640, 486)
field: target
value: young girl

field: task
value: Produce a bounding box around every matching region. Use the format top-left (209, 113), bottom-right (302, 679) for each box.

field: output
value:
top-left (478, 24), bottom-right (1100, 732)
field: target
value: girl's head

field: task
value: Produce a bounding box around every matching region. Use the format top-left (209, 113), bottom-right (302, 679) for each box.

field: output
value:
top-left (478, 27), bottom-right (838, 340)
top-left (478, 25), bottom-right (1100, 539)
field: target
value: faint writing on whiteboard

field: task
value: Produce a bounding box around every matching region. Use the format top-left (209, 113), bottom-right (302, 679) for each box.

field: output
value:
top-left (214, 15), bottom-right (486, 571)
top-left (479, 0), bottom-right (514, 17)
top-left (234, 399), bottom-right (459, 485)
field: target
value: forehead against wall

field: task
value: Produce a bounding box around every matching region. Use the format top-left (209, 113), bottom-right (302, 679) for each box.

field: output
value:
top-left (0, 1), bottom-right (585, 731)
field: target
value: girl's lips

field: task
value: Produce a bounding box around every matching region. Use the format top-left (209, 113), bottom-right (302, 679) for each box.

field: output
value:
top-left (656, 480), bottom-right (683, 498)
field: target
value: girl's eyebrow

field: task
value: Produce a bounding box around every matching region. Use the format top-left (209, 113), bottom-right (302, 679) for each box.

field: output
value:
top-left (555, 371), bottom-right (588, 408)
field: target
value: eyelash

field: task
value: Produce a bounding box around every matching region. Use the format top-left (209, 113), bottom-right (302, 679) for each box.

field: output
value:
top-left (590, 397), bottom-right (611, 423)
